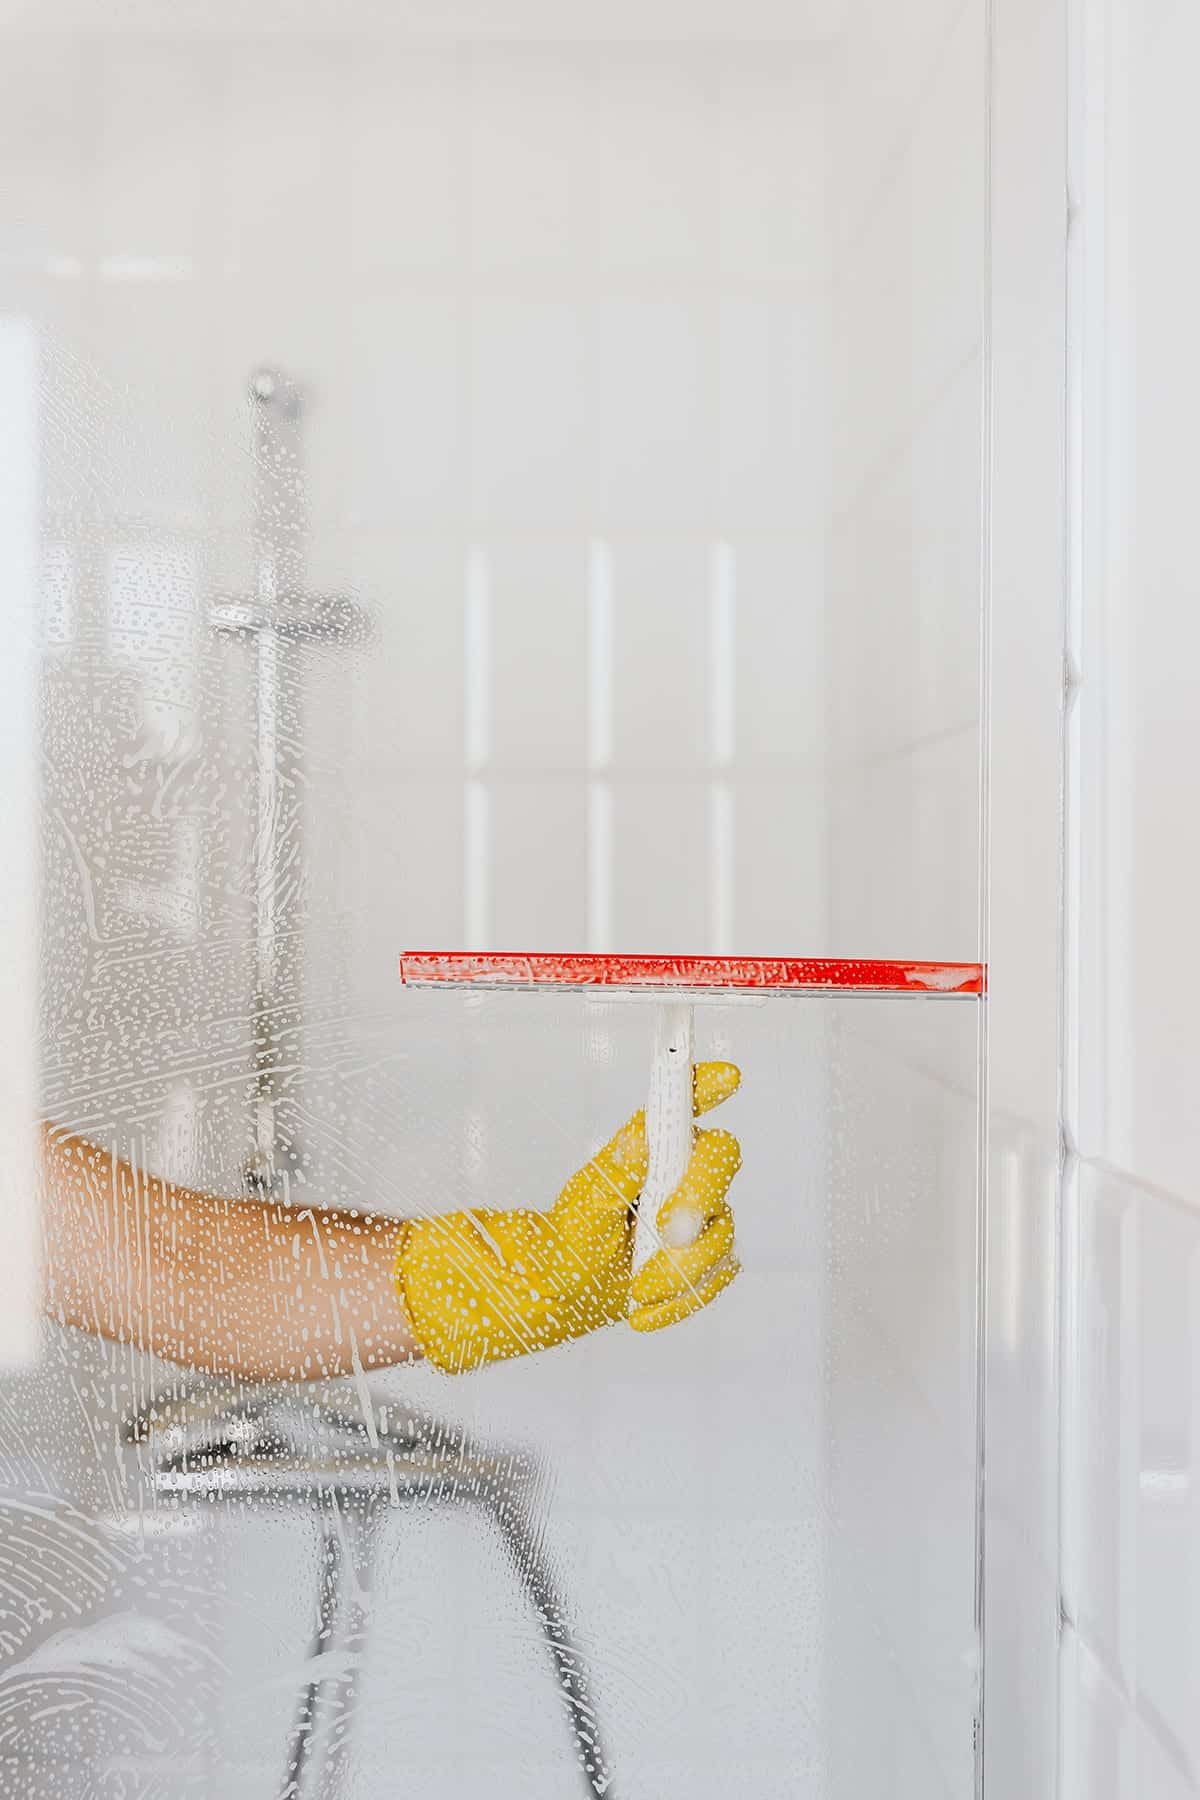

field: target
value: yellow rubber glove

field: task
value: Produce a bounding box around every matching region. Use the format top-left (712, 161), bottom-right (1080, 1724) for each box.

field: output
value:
top-left (394, 1062), bottom-right (742, 1373)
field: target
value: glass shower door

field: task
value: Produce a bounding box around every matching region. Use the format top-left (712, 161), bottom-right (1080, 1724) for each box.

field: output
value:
top-left (0, 7), bottom-right (989, 1795)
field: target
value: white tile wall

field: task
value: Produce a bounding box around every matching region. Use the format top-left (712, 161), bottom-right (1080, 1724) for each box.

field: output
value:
top-left (1063, 1162), bottom-right (1200, 1796)
top-left (1059, 1624), bottom-right (1134, 1799)
top-left (1072, 0), bottom-right (1200, 1204)
top-left (1064, 0), bottom-right (1200, 1791)
top-left (1136, 1189), bottom-right (1200, 1771)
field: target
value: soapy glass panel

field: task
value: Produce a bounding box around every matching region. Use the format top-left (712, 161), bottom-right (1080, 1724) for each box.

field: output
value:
top-left (1, 20), bottom-right (986, 1800)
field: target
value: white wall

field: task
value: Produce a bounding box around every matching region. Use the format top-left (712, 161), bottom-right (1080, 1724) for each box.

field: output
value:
top-left (1061, 1), bottom-right (1200, 1793)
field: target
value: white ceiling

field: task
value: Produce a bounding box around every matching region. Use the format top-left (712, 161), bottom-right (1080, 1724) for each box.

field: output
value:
top-left (0, 0), bottom-right (845, 41)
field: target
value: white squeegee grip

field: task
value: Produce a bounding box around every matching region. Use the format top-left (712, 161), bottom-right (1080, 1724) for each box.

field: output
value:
top-left (632, 1002), bottom-right (695, 1279)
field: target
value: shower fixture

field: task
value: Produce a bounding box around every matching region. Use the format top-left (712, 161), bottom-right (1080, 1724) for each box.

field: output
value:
top-left (211, 366), bottom-right (370, 1196)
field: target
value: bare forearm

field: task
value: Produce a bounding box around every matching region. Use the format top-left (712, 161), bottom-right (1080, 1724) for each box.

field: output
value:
top-left (40, 1124), bottom-right (417, 1381)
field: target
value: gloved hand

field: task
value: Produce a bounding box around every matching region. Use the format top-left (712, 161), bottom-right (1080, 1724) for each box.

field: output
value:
top-left (394, 1062), bottom-right (742, 1373)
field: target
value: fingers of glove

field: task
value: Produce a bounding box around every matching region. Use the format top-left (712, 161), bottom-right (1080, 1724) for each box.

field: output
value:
top-left (564, 1062), bottom-right (741, 1226)
top-left (559, 1111), bottom-right (649, 1229)
top-left (693, 1060), bottom-right (740, 1117)
top-left (629, 1252), bottom-right (741, 1333)
top-left (630, 1199), bottom-right (735, 1309)
top-left (655, 1126), bottom-right (742, 1248)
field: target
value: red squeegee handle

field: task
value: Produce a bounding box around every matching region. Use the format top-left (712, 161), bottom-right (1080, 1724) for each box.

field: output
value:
top-left (398, 952), bottom-right (985, 997)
